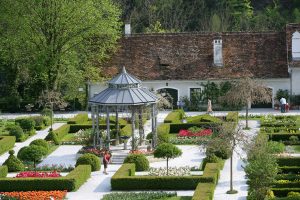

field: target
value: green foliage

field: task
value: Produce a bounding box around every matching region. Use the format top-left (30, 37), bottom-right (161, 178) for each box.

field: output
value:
top-left (226, 112), bottom-right (239, 122)
top-left (267, 141), bottom-right (285, 154)
top-left (0, 166), bottom-right (8, 178)
top-left (67, 113), bottom-right (89, 124)
top-left (164, 110), bottom-right (185, 123)
top-left (75, 153), bottom-right (100, 171)
top-left (206, 137), bottom-right (231, 159)
top-left (277, 157), bottom-right (300, 167)
top-left (41, 108), bottom-right (53, 118)
top-left (3, 151), bottom-right (25, 172)
top-left (8, 125), bottom-right (24, 142)
top-left (124, 154), bottom-right (149, 171)
top-left (53, 124), bottom-right (70, 140)
top-left (111, 163), bottom-right (214, 190)
top-left (15, 118), bottom-right (35, 131)
top-left (30, 139), bottom-right (49, 151)
top-left (120, 124), bottom-right (132, 137)
top-left (17, 145), bottom-right (48, 167)
top-left (186, 115), bottom-right (222, 124)
top-left (192, 183), bottom-right (215, 200)
top-left (276, 89), bottom-right (290, 101)
top-left (0, 165), bottom-right (91, 191)
top-left (245, 134), bottom-right (278, 200)
top-left (201, 155), bottom-right (221, 170)
top-left (0, 136), bottom-right (16, 155)
top-left (31, 116), bottom-right (45, 130)
top-left (157, 124), bottom-right (170, 143)
top-left (45, 129), bottom-right (60, 145)
top-left (102, 191), bottom-right (176, 200)
top-left (154, 143), bottom-right (182, 160)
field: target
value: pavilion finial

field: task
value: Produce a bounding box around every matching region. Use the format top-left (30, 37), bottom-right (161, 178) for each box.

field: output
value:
top-left (122, 66), bottom-right (127, 73)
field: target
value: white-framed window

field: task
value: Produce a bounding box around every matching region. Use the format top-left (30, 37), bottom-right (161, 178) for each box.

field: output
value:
top-left (292, 31), bottom-right (300, 61)
top-left (213, 39), bottom-right (223, 66)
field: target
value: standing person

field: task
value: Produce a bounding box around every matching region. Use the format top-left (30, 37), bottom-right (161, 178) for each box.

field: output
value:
top-left (207, 99), bottom-right (213, 114)
top-left (103, 150), bottom-right (111, 175)
top-left (280, 97), bottom-right (287, 113)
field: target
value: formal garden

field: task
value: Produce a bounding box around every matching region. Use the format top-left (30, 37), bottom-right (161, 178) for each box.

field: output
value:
top-left (1, 109), bottom-right (300, 199)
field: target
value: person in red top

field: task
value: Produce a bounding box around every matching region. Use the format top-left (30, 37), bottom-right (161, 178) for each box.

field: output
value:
top-left (103, 150), bottom-right (111, 175)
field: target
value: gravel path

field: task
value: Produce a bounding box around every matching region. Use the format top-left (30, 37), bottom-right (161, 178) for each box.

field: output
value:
top-left (214, 120), bottom-right (260, 200)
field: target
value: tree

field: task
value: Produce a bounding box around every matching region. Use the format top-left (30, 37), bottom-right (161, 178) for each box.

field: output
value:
top-left (220, 77), bottom-right (271, 128)
top-left (244, 134), bottom-right (278, 200)
top-left (154, 143), bottom-right (182, 175)
top-left (17, 145), bottom-right (48, 169)
top-left (0, 0), bottom-right (121, 101)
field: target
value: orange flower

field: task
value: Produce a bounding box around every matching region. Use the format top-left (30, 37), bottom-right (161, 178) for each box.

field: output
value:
top-left (0, 190), bottom-right (67, 200)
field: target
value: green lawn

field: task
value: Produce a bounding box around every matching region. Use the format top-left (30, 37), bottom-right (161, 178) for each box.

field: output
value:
top-left (61, 133), bottom-right (76, 142)
top-left (291, 145), bottom-right (300, 153)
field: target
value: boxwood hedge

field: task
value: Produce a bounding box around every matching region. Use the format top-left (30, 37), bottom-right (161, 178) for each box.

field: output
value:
top-left (0, 165), bottom-right (91, 191)
top-left (0, 166), bottom-right (8, 178)
top-left (67, 113), bottom-right (89, 124)
top-left (0, 136), bottom-right (16, 155)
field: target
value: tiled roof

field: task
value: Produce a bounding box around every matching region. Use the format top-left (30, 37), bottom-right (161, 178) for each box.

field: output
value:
top-left (102, 31), bottom-right (289, 80)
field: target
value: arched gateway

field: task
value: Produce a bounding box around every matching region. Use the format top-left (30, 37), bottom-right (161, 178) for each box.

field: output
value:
top-left (89, 67), bottom-right (158, 150)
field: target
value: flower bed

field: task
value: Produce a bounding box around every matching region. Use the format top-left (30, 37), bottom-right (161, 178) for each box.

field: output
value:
top-left (129, 150), bottom-right (153, 156)
top-left (148, 166), bottom-right (190, 176)
top-left (78, 146), bottom-right (106, 157)
top-left (0, 190), bottom-right (67, 200)
top-left (178, 129), bottom-right (212, 137)
top-left (16, 171), bottom-right (61, 178)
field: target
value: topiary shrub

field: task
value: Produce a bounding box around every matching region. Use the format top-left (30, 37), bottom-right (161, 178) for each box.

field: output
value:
top-left (15, 118), bottom-right (35, 131)
top-left (3, 150), bottom-right (25, 172)
top-left (17, 145), bottom-right (48, 168)
top-left (8, 125), bottom-right (24, 142)
top-left (31, 116), bottom-right (45, 130)
top-left (124, 154), bottom-right (149, 171)
top-left (201, 154), bottom-right (221, 170)
top-left (30, 139), bottom-right (49, 152)
top-left (43, 116), bottom-right (51, 126)
top-left (45, 130), bottom-right (60, 145)
top-left (75, 153), bottom-right (100, 171)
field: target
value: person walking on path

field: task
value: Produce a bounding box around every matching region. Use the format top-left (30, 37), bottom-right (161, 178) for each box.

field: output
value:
top-left (103, 150), bottom-right (111, 175)
top-left (280, 97), bottom-right (287, 113)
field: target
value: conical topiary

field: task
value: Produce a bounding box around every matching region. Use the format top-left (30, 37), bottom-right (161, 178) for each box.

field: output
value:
top-left (45, 129), bottom-right (60, 145)
top-left (3, 150), bottom-right (25, 172)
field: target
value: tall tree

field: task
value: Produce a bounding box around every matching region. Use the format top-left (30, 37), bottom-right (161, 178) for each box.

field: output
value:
top-left (220, 77), bottom-right (272, 128)
top-left (0, 0), bottom-right (121, 93)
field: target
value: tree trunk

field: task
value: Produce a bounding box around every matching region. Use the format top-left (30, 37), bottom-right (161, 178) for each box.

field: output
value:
top-left (167, 157), bottom-right (169, 176)
top-left (246, 105), bottom-right (249, 129)
top-left (230, 154), bottom-right (233, 191)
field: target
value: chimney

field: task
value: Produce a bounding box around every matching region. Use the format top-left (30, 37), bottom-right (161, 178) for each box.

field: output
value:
top-left (125, 23), bottom-right (131, 36)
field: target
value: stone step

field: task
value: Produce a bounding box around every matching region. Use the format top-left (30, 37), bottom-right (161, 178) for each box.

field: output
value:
top-left (111, 154), bottom-right (128, 164)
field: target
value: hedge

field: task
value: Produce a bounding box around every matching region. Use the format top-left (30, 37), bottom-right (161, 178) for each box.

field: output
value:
top-left (277, 157), bottom-right (300, 167)
top-left (278, 166), bottom-right (300, 174)
top-left (192, 183), bottom-right (215, 200)
top-left (164, 110), bottom-right (185, 123)
top-left (169, 123), bottom-right (221, 134)
top-left (53, 124), bottom-right (70, 140)
top-left (272, 188), bottom-right (300, 197)
top-left (120, 124), bottom-right (132, 137)
top-left (226, 112), bottom-right (239, 122)
top-left (187, 115), bottom-right (222, 124)
top-left (267, 133), bottom-right (300, 142)
top-left (111, 163), bottom-right (219, 190)
top-left (67, 113), bottom-right (89, 124)
top-left (0, 166), bottom-right (8, 178)
top-left (0, 165), bottom-right (91, 191)
top-left (69, 124), bottom-right (126, 133)
top-left (0, 136), bottom-right (16, 155)
top-left (273, 180), bottom-right (300, 188)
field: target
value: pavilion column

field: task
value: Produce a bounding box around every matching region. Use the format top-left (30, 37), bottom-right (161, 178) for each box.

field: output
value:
top-left (151, 104), bottom-right (157, 148)
top-left (131, 107), bottom-right (136, 151)
top-left (96, 105), bottom-right (100, 148)
top-left (91, 105), bottom-right (96, 148)
top-left (138, 106), bottom-right (144, 145)
top-left (106, 106), bottom-right (110, 150)
top-left (115, 107), bottom-right (120, 145)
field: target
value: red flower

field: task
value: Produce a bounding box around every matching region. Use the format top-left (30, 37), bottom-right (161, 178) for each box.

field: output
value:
top-left (177, 129), bottom-right (212, 137)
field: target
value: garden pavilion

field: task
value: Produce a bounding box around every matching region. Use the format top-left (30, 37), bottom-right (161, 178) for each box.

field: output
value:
top-left (89, 67), bottom-right (158, 150)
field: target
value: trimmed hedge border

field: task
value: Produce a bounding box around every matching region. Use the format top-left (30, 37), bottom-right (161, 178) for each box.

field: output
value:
top-left (67, 113), bottom-right (89, 124)
top-left (267, 133), bottom-right (300, 142)
top-left (272, 188), bottom-right (300, 197)
top-left (0, 166), bottom-right (8, 178)
top-left (164, 110), bottom-right (185, 123)
top-left (192, 183), bottom-right (215, 200)
top-left (0, 136), bottom-right (16, 155)
top-left (0, 165), bottom-right (91, 192)
top-left (277, 157), bottom-right (300, 167)
top-left (53, 124), bottom-right (70, 140)
top-left (111, 162), bottom-right (219, 190)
